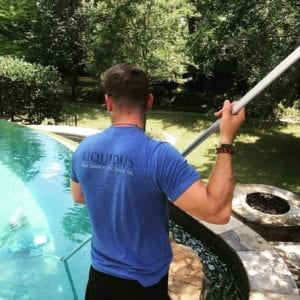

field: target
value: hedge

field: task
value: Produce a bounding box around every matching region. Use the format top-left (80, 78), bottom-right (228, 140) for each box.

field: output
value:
top-left (0, 56), bottom-right (64, 124)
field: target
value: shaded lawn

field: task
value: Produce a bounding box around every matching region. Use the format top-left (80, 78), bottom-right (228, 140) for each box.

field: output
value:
top-left (234, 124), bottom-right (300, 194)
top-left (65, 102), bottom-right (300, 195)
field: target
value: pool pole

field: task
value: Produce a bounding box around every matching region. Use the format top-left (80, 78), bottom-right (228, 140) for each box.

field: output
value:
top-left (60, 235), bottom-right (91, 262)
top-left (182, 46), bottom-right (300, 157)
top-left (63, 260), bottom-right (79, 300)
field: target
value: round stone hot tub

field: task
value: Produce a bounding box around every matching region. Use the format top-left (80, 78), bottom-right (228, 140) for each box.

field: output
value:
top-left (232, 184), bottom-right (300, 241)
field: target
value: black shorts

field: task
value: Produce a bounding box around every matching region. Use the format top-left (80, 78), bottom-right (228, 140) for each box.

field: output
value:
top-left (85, 266), bottom-right (171, 300)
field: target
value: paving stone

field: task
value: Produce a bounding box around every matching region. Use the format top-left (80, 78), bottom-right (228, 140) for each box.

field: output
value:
top-left (220, 226), bottom-right (273, 252)
top-left (237, 250), bottom-right (298, 295)
top-left (169, 243), bottom-right (206, 300)
top-left (198, 216), bottom-right (244, 234)
top-left (270, 242), bottom-right (300, 291)
top-left (249, 291), bottom-right (300, 299)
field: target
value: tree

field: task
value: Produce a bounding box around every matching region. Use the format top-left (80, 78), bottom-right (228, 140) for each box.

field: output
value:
top-left (0, 0), bottom-right (34, 57)
top-left (187, 0), bottom-right (299, 117)
top-left (21, 0), bottom-right (92, 100)
top-left (83, 0), bottom-right (195, 80)
top-left (0, 0), bottom-right (89, 100)
top-left (0, 56), bottom-right (64, 124)
top-left (25, 0), bottom-right (87, 75)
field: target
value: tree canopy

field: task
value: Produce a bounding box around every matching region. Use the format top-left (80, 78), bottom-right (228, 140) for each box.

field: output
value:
top-left (83, 0), bottom-right (194, 80)
top-left (0, 0), bottom-right (34, 56)
top-left (187, 0), bottom-right (299, 116)
top-left (0, 0), bottom-right (299, 116)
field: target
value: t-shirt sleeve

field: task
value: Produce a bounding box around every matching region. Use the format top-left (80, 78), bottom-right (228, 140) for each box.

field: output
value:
top-left (153, 143), bottom-right (201, 201)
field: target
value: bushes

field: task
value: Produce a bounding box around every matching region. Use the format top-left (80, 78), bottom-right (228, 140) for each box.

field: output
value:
top-left (0, 56), bottom-right (64, 124)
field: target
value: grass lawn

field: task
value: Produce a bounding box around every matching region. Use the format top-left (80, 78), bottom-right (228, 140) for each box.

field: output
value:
top-left (65, 102), bottom-right (300, 195)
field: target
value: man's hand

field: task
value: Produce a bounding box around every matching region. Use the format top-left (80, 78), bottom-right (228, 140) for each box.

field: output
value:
top-left (214, 100), bottom-right (245, 144)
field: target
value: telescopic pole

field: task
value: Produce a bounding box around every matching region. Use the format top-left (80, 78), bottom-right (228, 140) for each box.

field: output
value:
top-left (182, 46), bottom-right (300, 157)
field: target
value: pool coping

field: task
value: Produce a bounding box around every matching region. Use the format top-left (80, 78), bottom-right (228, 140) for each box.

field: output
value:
top-left (28, 124), bottom-right (299, 299)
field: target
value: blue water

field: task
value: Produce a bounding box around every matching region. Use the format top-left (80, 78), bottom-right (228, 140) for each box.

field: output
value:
top-left (0, 120), bottom-right (91, 299)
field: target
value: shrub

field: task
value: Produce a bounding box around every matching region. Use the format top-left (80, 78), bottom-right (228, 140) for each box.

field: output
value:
top-left (0, 56), bottom-right (64, 124)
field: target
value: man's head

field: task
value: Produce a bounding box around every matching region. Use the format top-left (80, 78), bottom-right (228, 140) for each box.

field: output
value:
top-left (100, 64), bottom-right (150, 111)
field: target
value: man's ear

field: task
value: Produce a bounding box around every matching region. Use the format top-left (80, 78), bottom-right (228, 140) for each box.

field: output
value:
top-left (146, 93), bottom-right (154, 111)
top-left (105, 94), bottom-right (113, 112)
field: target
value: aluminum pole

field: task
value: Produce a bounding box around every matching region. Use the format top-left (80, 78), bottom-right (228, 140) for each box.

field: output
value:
top-left (182, 46), bottom-right (300, 157)
top-left (60, 235), bottom-right (91, 262)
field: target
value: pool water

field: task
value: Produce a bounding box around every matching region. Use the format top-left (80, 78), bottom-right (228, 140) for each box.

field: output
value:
top-left (0, 120), bottom-right (91, 299)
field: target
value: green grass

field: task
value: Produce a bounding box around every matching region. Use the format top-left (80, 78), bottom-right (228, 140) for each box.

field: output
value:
top-left (65, 102), bottom-right (300, 195)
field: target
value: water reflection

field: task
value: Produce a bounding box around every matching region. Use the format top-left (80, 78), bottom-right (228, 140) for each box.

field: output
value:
top-left (0, 121), bottom-right (91, 298)
top-left (0, 120), bottom-right (43, 182)
top-left (55, 144), bottom-right (73, 192)
top-left (0, 120), bottom-right (91, 251)
top-left (62, 205), bottom-right (91, 243)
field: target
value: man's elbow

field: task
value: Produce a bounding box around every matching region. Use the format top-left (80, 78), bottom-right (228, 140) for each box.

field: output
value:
top-left (215, 213), bottom-right (231, 224)
top-left (72, 190), bottom-right (85, 204)
top-left (70, 180), bottom-right (85, 204)
top-left (212, 205), bottom-right (232, 224)
top-left (193, 204), bottom-right (232, 224)
top-left (73, 196), bottom-right (85, 204)
top-left (205, 193), bottom-right (233, 224)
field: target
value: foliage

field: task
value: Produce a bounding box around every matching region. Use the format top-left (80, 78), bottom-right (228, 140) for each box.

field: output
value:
top-left (24, 0), bottom-right (87, 75)
top-left (0, 0), bottom-right (34, 57)
top-left (187, 0), bottom-right (299, 117)
top-left (0, 0), bottom-right (88, 76)
top-left (0, 56), bottom-right (64, 123)
top-left (83, 0), bottom-right (194, 80)
top-left (0, 0), bottom-right (299, 116)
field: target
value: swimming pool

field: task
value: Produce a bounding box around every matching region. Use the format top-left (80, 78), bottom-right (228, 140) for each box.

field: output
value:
top-left (0, 120), bottom-right (91, 299)
top-left (0, 120), bottom-right (249, 299)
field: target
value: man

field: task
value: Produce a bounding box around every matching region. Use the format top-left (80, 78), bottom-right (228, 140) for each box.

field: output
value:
top-left (70, 63), bottom-right (245, 300)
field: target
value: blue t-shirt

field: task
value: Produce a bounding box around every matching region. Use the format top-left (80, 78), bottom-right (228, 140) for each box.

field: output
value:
top-left (71, 126), bottom-right (200, 286)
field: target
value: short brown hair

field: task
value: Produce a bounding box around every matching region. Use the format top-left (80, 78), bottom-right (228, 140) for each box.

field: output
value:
top-left (100, 63), bottom-right (149, 109)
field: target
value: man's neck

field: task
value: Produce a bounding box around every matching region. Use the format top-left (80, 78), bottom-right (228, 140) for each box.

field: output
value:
top-left (111, 114), bottom-right (146, 131)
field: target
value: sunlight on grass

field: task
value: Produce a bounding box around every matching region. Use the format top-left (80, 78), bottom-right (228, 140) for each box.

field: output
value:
top-left (276, 124), bottom-right (300, 138)
top-left (236, 134), bottom-right (260, 144)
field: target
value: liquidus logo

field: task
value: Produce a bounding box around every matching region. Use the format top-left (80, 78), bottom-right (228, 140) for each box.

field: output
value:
top-left (81, 151), bottom-right (135, 176)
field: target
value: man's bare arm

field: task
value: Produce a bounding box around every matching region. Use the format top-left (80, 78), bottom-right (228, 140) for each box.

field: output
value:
top-left (175, 154), bottom-right (233, 224)
top-left (175, 100), bottom-right (245, 224)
